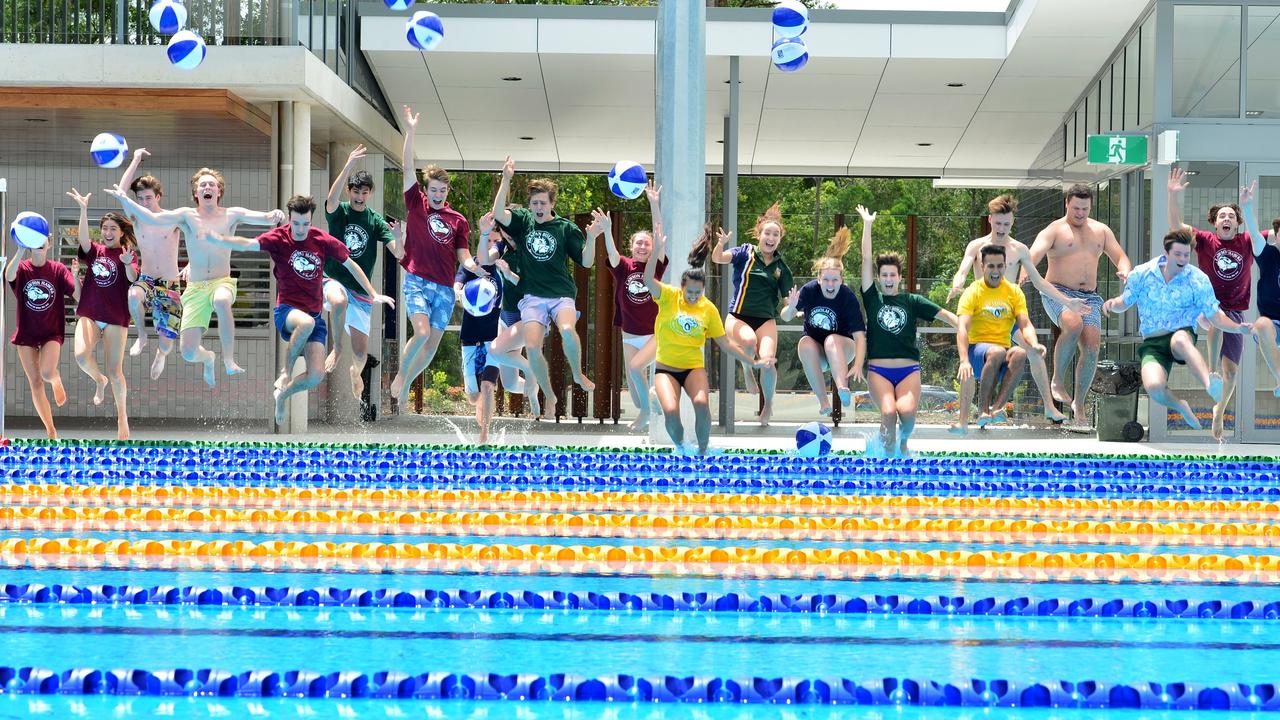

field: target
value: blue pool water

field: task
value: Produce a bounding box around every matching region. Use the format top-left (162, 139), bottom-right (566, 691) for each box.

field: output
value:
top-left (2, 443), bottom-right (1280, 719)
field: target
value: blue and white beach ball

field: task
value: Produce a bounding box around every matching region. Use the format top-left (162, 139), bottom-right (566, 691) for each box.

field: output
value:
top-left (795, 421), bottom-right (832, 457)
top-left (90, 133), bottom-right (128, 169)
top-left (149, 0), bottom-right (187, 34)
top-left (384, 0), bottom-right (412, 9)
top-left (607, 161), bottom-right (647, 200)
top-left (11, 212), bottom-right (50, 250)
top-left (167, 30), bottom-right (206, 70)
top-left (772, 37), bottom-right (809, 73)
top-left (772, 0), bottom-right (809, 39)
top-left (406, 11), bottom-right (444, 51)
top-left (461, 277), bottom-right (499, 317)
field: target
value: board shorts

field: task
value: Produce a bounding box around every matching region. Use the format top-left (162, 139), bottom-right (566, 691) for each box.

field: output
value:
top-left (404, 274), bottom-right (454, 331)
top-left (323, 278), bottom-right (374, 336)
top-left (1040, 284), bottom-right (1104, 329)
top-left (1140, 328), bottom-right (1197, 374)
top-left (180, 276), bottom-right (237, 332)
top-left (273, 305), bottom-right (328, 345)
top-left (133, 274), bottom-right (182, 339)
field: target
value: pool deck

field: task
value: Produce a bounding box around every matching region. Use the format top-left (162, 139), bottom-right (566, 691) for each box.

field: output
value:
top-left (5, 414), bottom-right (1277, 458)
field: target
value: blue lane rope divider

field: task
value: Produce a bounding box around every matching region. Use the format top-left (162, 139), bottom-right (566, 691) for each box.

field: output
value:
top-left (3, 583), bottom-right (1279, 620)
top-left (1, 666), bottom-right (1278, 710)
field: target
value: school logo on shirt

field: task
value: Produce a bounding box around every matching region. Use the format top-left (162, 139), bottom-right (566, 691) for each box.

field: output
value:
top-left (90, 256), bottom-right (118, 287)
top-left (625, 271), bottom-right (649, 304)
top-left (877, 305), bottom-right (907, 334)
top-left (289, 250), bottom-right (323, 280)
top-left (428, 214), bottom-right (454, 245)
top-left (675, 312), bottom-right (702, 335)
top-left (527, 229), bottom-right (558, 262)
top-left (981, 301), bottom-right (1012, 320)
top-left (23, 279), bottom-right (55, 312)
top-left (809, 306), bottom-right (837, 331)
top-left (342, 224), bottom-right (369, 258)
top-left (1214, 248), bottom-right (1244, 281)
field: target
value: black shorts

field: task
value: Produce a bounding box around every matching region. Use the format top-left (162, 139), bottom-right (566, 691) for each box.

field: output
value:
top-left (803, 328), bottom-right (852, 345)
top-left (655, 366), bottom-right (695, 387)
top-left (729, 312), bottom-right (772, 332)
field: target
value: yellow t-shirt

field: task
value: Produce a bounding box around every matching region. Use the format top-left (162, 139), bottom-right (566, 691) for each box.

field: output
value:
top-left (957, 278), bottom-right (1027, 347)
top-left (655, 282), bottom-right (725, 369)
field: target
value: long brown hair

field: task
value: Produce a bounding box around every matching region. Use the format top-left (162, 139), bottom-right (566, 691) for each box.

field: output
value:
top-left (100, 212), bottom-right (137, 252)
top-left (682, 225), bottom-right (715, 285)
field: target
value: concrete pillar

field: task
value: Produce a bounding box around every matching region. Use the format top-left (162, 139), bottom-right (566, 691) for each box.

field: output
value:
top-left (650, 0), bottom-right (706, 449)
top-left (283, 101), bottom-right (311, 434)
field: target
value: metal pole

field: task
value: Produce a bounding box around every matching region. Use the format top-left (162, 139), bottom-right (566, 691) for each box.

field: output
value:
top-left (1, 177), bottom-right (7, 440)
top-left (719, 56), bottom-right (739, 432)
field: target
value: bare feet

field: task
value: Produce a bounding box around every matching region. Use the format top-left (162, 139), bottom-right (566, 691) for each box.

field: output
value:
top-left (117, 425), bottom-right (130, 441)
top-left (351, 366), bottom-right (364, 401)
top-left (201, 355), bottom-right (217, 387)
top-left (274, 368), bottom-right (289, 391)
top-left (130, 336), bottom-right (147, 357)
top-left (273, 388), bottom-right (287, 426)
top-left (1044, 405), bottom-right (1067, 424)
top-left (390, 374), bottom-right (404, 404)
top-left (537, 393), bottom-right (557, 420)
top-left (51, 377), bottom-right (67, 407)
top-left (837, 387), bottom-right (852, 407)
top-left (1176, 401), bottom-right (1201, 430)
top-left (818, 403), bottom-right (832, 417)
top-left (758, 402), bottom-right (773, 427)
top-left (744, 368), bottom-right (760, 395)
top-left (224, 358), bottom-right (246, 377)
top-left (628, 413), bottom-right (650, 433)
top-left (1050, 379), bottom-right (1073, 407)
top-left (1211, 405), bottom-right (1226, 442)
top-left (1206, 373), bottom-right (1225, 403)
top-left (150, 350), bottom-right (167, 381)
top-left (948, 423), bottom-right (967, 436)
top-left (325, 349), bottom-right (339, 374)
top-left (527, 391), bottom-right (542, 419)
top-left (575, 374), bottom-right (596, 392)
top-left (92, 375), bottom-right (109, 406)
top-left (1070, 400), bottom-right (1087, 422)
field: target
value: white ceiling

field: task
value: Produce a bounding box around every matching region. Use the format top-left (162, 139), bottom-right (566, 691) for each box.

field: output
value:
top-left (362, 0), bottom-right (1151, 180)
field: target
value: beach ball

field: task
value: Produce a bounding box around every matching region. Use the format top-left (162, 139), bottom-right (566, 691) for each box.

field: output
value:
top-left (461, 277), bottom-right (499, 317)
top-left (11, 212), bottom-right (50, 250)
top-left (149, 0), bottom-right (187, 34)
top-left (167, 30), bottom-right (206, 70)
top-left (89, 133), bottom-right (128, 169)
top-left (795, 421), bottom-right (832, 457)
top-left (406, 11), bottom-right (444, 51)
top-left (384, 0), bottom-right (412, 8)
top-left (772, 37), bottom-right (809, 73)
top-left (772, 0), bottom-right (808, 38)
top-left (607, 161), bottom-right (647, 200)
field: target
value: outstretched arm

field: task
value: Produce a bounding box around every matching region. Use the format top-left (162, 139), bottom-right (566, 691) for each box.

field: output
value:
top-left (1240, 180), bottom-right (1266, 257)
top-left (492, 157), bottom-right (515, 226)
top-left (857, 205), bottom-right (876, 292)
top-left (202, 231), bottom-right (261, 252)
top-left (709, 226), bottom-right (733, 264)
top-left (949, 241), bottom-right (978, 302)
top-left (117, 148), bottom-right (150, 206)
top-left (1015, 313), bottom-right (1043, 352)
top-left (713, 335), bottom-right (772, 368)
top-left (643, 232), bottom-right (665, 299)
top-left (103, 184), bottom-right (187, 228)
top-left (67, 188), bottom-right (93, 254)
top-left (1101, 225), bottom-right (1132, 281)
top-left (341, 258), bottom-right (395, 307)
top-left (647, 182), bottom-right (666, 262)
top-left (1018, 247), bottom-right (1086, 312)
top-left (584, 208), bottom-right (609, 269)
top-left (386, 219), bottom-right (405, 260)
top-left (933, 309), bottom-right (960, 328)
top-left (1168, 167), bottom-right (1195, 234)
top-left (401, 106), bottom-right (418, 194)
top-left (328, 144), bottom-right (366, 214)
top-left (5, 247), bottom-right (28, 283)
top-left (1208, 308), bottom-right (1250, 334)
top-left (779, 286), bottom-right (801, 322)
top-left (228, 207), bottom-right (286, 228)
top-left (955, 315), bottom-right (973, 382)
top-left (602, 209), bottom-right (622, 268)
top-left (1022, 225), bottom-right (1056, 284)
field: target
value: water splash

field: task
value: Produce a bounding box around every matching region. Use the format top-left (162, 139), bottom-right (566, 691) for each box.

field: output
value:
top-left (862, 431), bottom-right (891, 458)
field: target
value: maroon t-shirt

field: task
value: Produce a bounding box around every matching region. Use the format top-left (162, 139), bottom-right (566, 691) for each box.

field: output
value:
top-left (9, 259), bottom-right (75, 346)
top-left (76, 243), bottom-right (135, 327)
top-left (402, 184), bottom-right (470, 287)
top-left (257, 226), bottom-right (350, 314)
top-left (608, 256), bottom-right (668, 335)
top-left (1194, 229), bottom-right (1254, 312)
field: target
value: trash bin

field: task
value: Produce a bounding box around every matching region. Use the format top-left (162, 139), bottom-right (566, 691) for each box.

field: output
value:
top-left (1091, 361), bottom-right (1144, 442)
top-left (360, 355), bottom-right (379, 423)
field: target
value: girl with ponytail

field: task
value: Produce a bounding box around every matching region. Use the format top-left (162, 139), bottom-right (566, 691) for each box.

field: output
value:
top-left (643, 226), bottom-right (769, 455)
top-left (780, 226), bottom-right (866, 417)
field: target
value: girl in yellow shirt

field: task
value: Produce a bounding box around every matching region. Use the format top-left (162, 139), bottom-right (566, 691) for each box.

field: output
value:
top-left (644, 228), bottom-right (769, 455)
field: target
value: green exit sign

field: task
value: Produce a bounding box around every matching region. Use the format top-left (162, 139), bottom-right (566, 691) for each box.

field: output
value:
top-left (1087, 135), bottom-right (1148, 165)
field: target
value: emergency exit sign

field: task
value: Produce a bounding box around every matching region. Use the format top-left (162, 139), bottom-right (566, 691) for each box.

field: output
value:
top-left (1087, 135), bottom-right (1148, 165)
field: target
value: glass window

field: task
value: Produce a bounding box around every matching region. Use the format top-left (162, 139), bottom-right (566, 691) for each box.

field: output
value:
top-left (1176, 161), bottom-right (1240, 231)
top-left (1125, 34), bottom-right (1140, 129)
top-left (1089, 85), bottom-right (1100, 135)
top-left (1100, 70), bottom-right (1113, 133)
top-left (1139, 14), bottom-right (1154, 126)
top-left (1076, 103), bottom-right (1086, 158)
top-left (1112, 58), bottom-right (1124, 131)
top-left (1065, 115), bottom-right (1076, 159)
top-left (1173, 5), bottom-right (1242, 118)
top-left (1247, 6), bottom-right (1280, 119)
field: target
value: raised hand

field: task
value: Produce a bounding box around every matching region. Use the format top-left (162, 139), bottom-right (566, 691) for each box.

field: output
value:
top-left (403, 105), bottom-right (419, 129)
top-left (120, 248), bottom-right (137, 266)
top-left (66, 188), bottom-right (91, 208)
top-left (268, 209), bottom-right (286, 225)
top-left (848, 362), bottom-right (865, 384)
top-left (645, 181), bottom-right (661, 205)
top-left (1169, 167), bottom-right (1190, 194)
top-left (133, 148), bottom-right (151, 162)
top-left (478, 211), bottom-right (495, 235)
top-left (785, 286), bottom-right (800, 309)
top-left (588, 208), bottom-right (611, 235)
top-left (856, 205), bottom-right (876, 223)
top-left (388, 219), bottom-right (403, 241)
top-left (103, 183), bottom-right (126, 200)
top-left (501, 156), bottom-right (515, 182)
top-left (714, 227), bottom-right (732, 250)
top-left (345, 144), bottom-right (367, 167)
top-left (947, 284), bottom-right (964, 303)
top-left (71, 258), bottom-right (81, 276)
top-left (1241, 179), bottom-right (1258, 206)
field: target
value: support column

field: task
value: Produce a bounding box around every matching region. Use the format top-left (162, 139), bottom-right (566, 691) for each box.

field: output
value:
top-left (719, 56), bottom-right (740, 432)
top-left (281, 101), bottom-right (311, 434)
top-left (650, 0), bottom-right (706, 449)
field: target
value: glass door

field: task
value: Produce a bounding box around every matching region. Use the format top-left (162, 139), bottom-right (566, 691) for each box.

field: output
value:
top-left (1242, 164), bottom-right (1280, 444)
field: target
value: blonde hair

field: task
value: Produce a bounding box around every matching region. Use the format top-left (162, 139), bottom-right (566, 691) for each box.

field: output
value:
top-left (752, 202), bottom-right (785, 241)
top-left (811, 226), bottom-right (851, 276)
top-left (987, 194), bottom-right (1017, 215)
top-left (189, 168), bottom-right (225, 202)
top-left (423, 165), bottom-right (450, 186)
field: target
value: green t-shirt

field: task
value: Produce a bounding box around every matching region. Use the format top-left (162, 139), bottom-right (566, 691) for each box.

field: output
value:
top-left (729, 244), bottom-right (794, 319)
top-left (500, 244), bottom-right (523, 313)
top-left (500, 207), bottom-right (586, 300)
top-left (861, 286), bottom-right (941, 362)
top-left (324, 202), bottom-right (392, 294)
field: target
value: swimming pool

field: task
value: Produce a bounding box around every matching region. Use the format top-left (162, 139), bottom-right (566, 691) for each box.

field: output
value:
top-left (1, 441), bottom-right (1279, 719)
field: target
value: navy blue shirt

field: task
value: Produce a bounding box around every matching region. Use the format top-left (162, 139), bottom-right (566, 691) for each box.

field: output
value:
top-left (455, 261), bottom-right (502, 345)
top-left (1257, 241), bottom-right (1280, 320)
top-left (796, 281), bottom-right (865, 340)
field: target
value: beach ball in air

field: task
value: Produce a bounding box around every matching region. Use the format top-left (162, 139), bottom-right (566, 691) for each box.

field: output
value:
top-left (149, 0), bottom-right (187, 34)
top-left (795, 421), bottom-right (832, 457)
top-left (461, 277), bottom-right (499, 317)
top-left (90, 133), bottom-right (128, 169)
top-left (167, 30), bottom-right (206, 70)
top-left (772, 37), bottom-right (809, 72)
top-left (607, 161), bottom-right (647, 200)
top-left (406, 11), bottom-right (444, 51)
top-left (11, 212), bottom-right (50, 250)
top-left (772, 0), bottom-right (808, 38)
top-left (384, 0), bottom-right (412, 9)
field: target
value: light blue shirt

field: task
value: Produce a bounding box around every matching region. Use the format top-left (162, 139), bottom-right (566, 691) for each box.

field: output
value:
top-left (1121, 255), bottom-right (1220, 337)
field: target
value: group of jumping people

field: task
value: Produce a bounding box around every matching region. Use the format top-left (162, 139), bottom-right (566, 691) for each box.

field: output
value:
top-left (9, 107), bottom-right (1280, 452)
